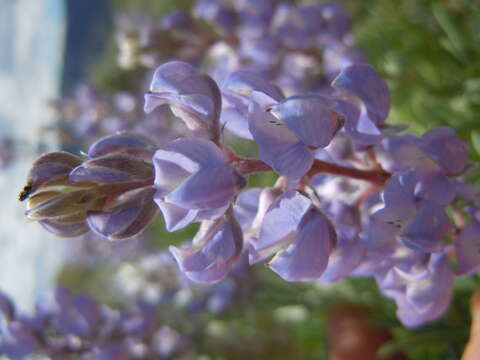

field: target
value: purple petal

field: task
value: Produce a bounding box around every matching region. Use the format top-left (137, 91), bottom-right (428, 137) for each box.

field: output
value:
top-left (319, 235), bottom-right (365, 282)
top-left (153, 158), bottom-right (192, 197)
top-left (356, 108), bottom-right (383, 136)
top-left (234, 188), bottom-right (262, 231)
top-left (183, 261), bottom-right (232, 283)
top-left (153, 138), bottom-right (225, 171)
top-left (28, 152), bottom-right (82, 191)
top-left (170, 216), bottom-right (243, 283)
top-left (382, 171), bottom-right (417, 219)
top-left (87, 202), bottom-right (157, 240)
top-left (146, 92), bottom-right (216, 135)
top-left (269, 96), bottom-right (343, 148)
top-left (145, 61), bottom-right (221, 137)
top-left (197, 205), bottom-right (230, 221)
top-left (380, 135), bottom-right (438, 173)
top-left (455, 220), bottom-right (480, 275)
top-left (40, 219), bottom-right (89, 238)
top-left (268, 141), bottom-right (313, 180)
top-left (222, 71), bottom-right (283, 102)
top-left (269, 211), bottom-right (336, 281)
top-left (249, 113), bottom-right (311, 176)
top-left (420, 126), bottom-right (469, 176)
top-left (69, 165), bottom-right (133, 183)
top-left (87, 133), bottom-right (155, 159)
top-left (332, 63), bottom-right (390, 124)
top-left (220, 106), bottom-right (253, 139)
top-left (148, 61), bottom-right (220, 104)
top-left (248, 93), bottom-right (314, 179)
top-left (394, 293), bottom-right (448, 328)
top-left (239, 187), bottom-right (281, 243)
top-left (404, 253), bottom-right (453, 319)
top-left (360, 214), bottom-right (398, 252)
top-left (399, 200), bottom-right (453, 253)
top-left (70, 154), bottom-right (153, 184)
top-left (333, 100), bottom-right (383, 146)
top-left (250, 190), bottom-right (312, 263)
top-left (170, 222), bottom-right (229, 272)
top-left (414, 170), bottom-right (456, 205)
top-left (155, 200), bottom-right (199, 232)
top-left (166, 166), bottom-right (237, 210)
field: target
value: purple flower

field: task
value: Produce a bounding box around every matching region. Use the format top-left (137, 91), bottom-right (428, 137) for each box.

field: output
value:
top-left (379, 253), bottom-right (453, 328)
top-left (153, 137), bottom-right (245, 231)
top-left (144, 61), bottom-right (222, 140)
top-left (319, 202), bottom-right (365, 282)
top-left (249, 190), bottom-right (337, 281)
top-left (248, 93), bottom-right (343, 179)
top-left (419, 126), bottom-right (469, 176)
top-left (333, 63), bottom-right (390, 125)
top-left (379, 129), bottom-right (467, 205)
top-left (170, 210), bottom-right (243, 283)
top-left (221, 70), bottom-right (284, 140)
top-left (234, 187), bottom-right (280, 238)
top-left (332, 63), bottom-right (390, 145)
top-left (362, 171), bottom-right (453, 253)
top-left (455, 220), bottom-right (480, 275)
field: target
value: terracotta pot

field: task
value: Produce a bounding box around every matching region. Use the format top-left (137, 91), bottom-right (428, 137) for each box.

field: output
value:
top-left (462, 288), bottom-right (480, 360)
top-left (328, 304), bottom-right (404, 360)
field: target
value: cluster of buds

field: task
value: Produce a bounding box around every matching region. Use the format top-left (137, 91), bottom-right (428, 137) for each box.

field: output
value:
top-left (21, 133), bottom-right (158, 241)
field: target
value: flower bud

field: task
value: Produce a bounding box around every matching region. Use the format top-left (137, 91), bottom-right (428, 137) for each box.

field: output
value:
top-left (21, 152), bottom-right (98, 237)
top-left (21, 133), bottom-right (158, 240)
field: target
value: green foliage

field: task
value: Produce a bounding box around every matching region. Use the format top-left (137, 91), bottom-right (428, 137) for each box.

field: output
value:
top-left (345, 1), bottom-right (480, 156)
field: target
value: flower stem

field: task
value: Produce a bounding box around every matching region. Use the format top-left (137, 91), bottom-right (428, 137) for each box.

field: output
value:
top-left (307, 159), bottom-right (391, 186)
top-left (233, 155), bottom-right (390, 185)
top-left (234, 159), bottom-right (273, 175)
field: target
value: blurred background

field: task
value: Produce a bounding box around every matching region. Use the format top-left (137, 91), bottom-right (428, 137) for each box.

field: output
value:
top-left (1, 0), bottom-right (480, 359)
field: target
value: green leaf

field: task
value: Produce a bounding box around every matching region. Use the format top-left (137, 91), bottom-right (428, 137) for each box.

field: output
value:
top-left (471, 130), bottom-right (480, 157)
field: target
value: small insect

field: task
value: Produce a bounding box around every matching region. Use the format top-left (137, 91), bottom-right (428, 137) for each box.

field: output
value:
top-left (18, 180), bottom-right (33, 202)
